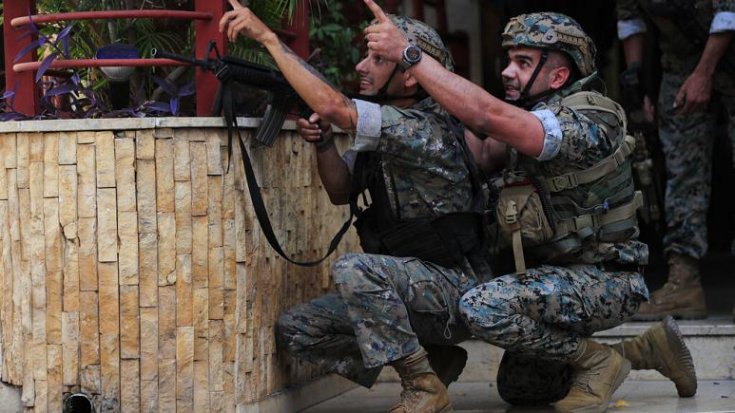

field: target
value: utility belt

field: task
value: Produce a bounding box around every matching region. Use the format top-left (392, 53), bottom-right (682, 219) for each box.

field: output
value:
top-left (354, 208), bottom-right (487, 272)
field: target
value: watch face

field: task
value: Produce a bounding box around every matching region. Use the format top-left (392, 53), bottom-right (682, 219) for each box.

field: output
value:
top-left (405, 45), bottom-right (422, 62)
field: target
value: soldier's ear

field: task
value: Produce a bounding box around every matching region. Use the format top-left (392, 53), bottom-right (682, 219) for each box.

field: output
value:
top-left (549, 66), bottom-right (570, 90)
top-left (403, 72), bottom-right (418, 89)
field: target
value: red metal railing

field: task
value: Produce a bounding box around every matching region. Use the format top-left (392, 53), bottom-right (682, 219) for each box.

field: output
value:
top-left (3, 1), bottom-right (310, 117)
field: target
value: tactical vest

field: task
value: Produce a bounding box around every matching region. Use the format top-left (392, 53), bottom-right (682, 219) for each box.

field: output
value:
top-left (349, 118), bottom-right (491, 276)
top-left (495, 91), bottom-right (643, 273)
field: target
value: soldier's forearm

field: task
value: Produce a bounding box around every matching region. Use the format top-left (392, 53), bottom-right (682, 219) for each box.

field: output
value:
top-left (262, 38), bottom-right (358, 131)
top-left (693, 31), bottom-right (734, 76)
top-left (622, 34), bottom-right (645, 67)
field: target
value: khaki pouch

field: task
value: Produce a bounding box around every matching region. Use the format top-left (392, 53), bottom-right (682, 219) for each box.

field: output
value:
top-left (496, 183), bottom-right (554, 273)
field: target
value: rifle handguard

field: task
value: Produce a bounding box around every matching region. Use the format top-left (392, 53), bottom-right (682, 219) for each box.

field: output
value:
top-left (216, 57), bottom-right (290, 91)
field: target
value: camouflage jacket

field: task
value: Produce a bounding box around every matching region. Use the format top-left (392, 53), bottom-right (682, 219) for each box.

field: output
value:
top-left (506, 87), bottom-right (649, 267)
top-left (346, 96), bottom-right (475, 220)
top-left (617, 0), bottom-right (735, 92)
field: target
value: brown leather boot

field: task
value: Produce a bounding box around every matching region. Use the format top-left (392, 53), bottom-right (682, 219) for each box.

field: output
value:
top-left (554, 340), bottom-right (630, 413)
top-left (633, 254), bottom-right (706, 321)
top-left (609, 316), bottom-right (696, 397)
top-left (425, 345), bottom-right (468, 388)
top-left (388, 348), bottom-right (452, 413)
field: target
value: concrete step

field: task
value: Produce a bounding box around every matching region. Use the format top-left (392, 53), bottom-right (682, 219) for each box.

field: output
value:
top-left (302, 380), bottom-right (735, 413)
top-left (376, 316), bottom-right (735, 384)
top-left (299, 316), bottom-right (735, 413)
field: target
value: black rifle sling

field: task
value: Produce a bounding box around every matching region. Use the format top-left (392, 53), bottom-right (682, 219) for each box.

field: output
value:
top-left (221, 80), bottom-right (353, 266)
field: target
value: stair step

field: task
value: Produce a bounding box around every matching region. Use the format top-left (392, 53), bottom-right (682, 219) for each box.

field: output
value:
top-left (299, 317), bottom-right (735, 413)
top-left (302, 380), bottom-right (735, 413)
top-left (376, 316), bottom-right (735, 383)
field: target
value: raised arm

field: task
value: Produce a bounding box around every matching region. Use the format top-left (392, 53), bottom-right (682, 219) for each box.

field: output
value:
top-left (219, 0), bottom-right (358, 131)
top-left (295, 113), bottom-right (352, 204)
top-left (362, 0), bottom-right (544, 158)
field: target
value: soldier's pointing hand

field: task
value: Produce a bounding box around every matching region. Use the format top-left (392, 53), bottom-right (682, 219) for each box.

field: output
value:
top-left (363, 0), bottom-right (409, 64)
top-left (219, 0), bottom-right (276, 45)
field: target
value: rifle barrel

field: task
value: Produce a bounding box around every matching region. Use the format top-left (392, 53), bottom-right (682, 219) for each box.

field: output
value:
top-left (155, 50), bottom-right (203, 67)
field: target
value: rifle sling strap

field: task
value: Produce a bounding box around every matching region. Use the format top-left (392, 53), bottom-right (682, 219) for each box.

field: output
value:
top-left (222, 80), bottom-right (353, 267)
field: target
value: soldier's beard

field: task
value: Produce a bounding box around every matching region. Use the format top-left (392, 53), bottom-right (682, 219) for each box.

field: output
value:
top-left (502, 78), bottom-right (522, 102)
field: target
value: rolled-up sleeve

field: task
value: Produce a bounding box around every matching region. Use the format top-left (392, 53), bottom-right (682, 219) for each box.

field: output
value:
top-left (531, 109), bottom-right (562, 161)
top-left (617, 18), bottom-right (647, 40)
top-left (711, 12), bottom-right (735, 33)
top-left (352, 99), bottom-right (382, 151)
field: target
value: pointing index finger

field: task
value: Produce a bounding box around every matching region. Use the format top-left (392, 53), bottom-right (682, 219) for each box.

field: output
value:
top-left (228, 0), bottom-right (244, 9)
top-left (364, 0), bottom-right (389, 23)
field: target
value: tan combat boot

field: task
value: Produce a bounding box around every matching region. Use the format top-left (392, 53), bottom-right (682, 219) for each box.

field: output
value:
top-left (388, 348), bottom-right (452, 413)
top-left (425, 344), bottom-right (468, 388)
top-left (554, 340), bottom-right (630, 413)
top-left (633, 254), bottom-right (706, 321)
top-left (609, 316), bottom-right (696, 397)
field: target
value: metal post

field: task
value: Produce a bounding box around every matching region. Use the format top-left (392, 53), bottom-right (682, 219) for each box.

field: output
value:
top-left (4, 0), bottom-right (38, 116)
top-left (194, 0), bottom-right (226, 116)
top-left (288, 1), bottom-right (310, 59)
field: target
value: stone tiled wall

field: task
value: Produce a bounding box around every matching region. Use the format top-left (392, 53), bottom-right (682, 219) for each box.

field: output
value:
top-left (0, 119), bottom-right (358, 412)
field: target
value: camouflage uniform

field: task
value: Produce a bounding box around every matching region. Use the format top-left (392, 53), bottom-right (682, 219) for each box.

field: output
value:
top-left (277, 18), bottom-right (490, 388)
top-left (458, 12), bottom-right (650, 403)
top-left (617, 0), bottom-right (735, 259)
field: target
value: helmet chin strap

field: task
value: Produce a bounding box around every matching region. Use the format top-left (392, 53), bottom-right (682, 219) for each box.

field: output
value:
top-left (508, 49), bottom-right (552, 109)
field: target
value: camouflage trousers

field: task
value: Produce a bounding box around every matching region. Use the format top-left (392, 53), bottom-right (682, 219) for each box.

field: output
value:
top-left (276, 253), bottom-right (477, 387)
top-left (658, 73), bottom-right (735, 258)
top-left (460, 264), bottom-right (647, 405)
top-left (459, 264), bottom-right (647, 360)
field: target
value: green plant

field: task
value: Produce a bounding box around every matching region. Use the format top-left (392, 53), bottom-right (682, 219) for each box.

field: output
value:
top-left (309, 0), bottom-right (368, 89)
top-left (5, 0), bottom-right (368, 118)
top-left (227, 0), bottom-right (302, 65)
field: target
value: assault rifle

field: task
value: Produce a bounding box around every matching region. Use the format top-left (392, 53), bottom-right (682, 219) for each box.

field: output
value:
top-left (156, 41), bottom-right (308, 146)
top-left (156, 41), bottom-right (352, 267)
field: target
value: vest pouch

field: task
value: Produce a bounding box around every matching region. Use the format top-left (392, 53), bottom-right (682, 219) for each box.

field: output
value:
top-left (496, 183), bottom-right (554, 273)
top-left (496, 184), bottom-right (554, 246)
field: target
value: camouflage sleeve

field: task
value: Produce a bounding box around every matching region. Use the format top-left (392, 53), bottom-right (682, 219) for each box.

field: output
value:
top-left (711, 1), bottom-right (735, 33)
top-left (544, 105), bottom-right (614, 169)
top-left (352, 99), bottom-right (382, 152)
top-left (714, 0), bottom-right (735, 13)
top-left (530, 109), bottom-right (562, 161)
top-left (378, 105), bottom-right (446, 155)
top-left (616, 0), bottom-right (645, 21)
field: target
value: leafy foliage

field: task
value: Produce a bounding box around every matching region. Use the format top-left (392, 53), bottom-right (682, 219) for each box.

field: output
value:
top-left (1, 0), bottom-right (369, 119)
top-left (308, 0), bottom-right (369, 90)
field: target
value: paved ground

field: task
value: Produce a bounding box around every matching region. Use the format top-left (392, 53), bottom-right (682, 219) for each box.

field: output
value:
top-left (303, 380), bottom-right (735, 413)
top-left (303, 251), bottom-right (735, 413)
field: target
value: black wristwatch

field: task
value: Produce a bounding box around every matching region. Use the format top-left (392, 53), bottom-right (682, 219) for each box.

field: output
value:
top-left (398, 44), bottom-right (422, 72)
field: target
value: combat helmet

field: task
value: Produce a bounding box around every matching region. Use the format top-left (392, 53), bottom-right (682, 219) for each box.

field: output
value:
top-left (502, 12), bottom-right (596, 77)
top-left (383, 15), bottom-right (455, 72)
